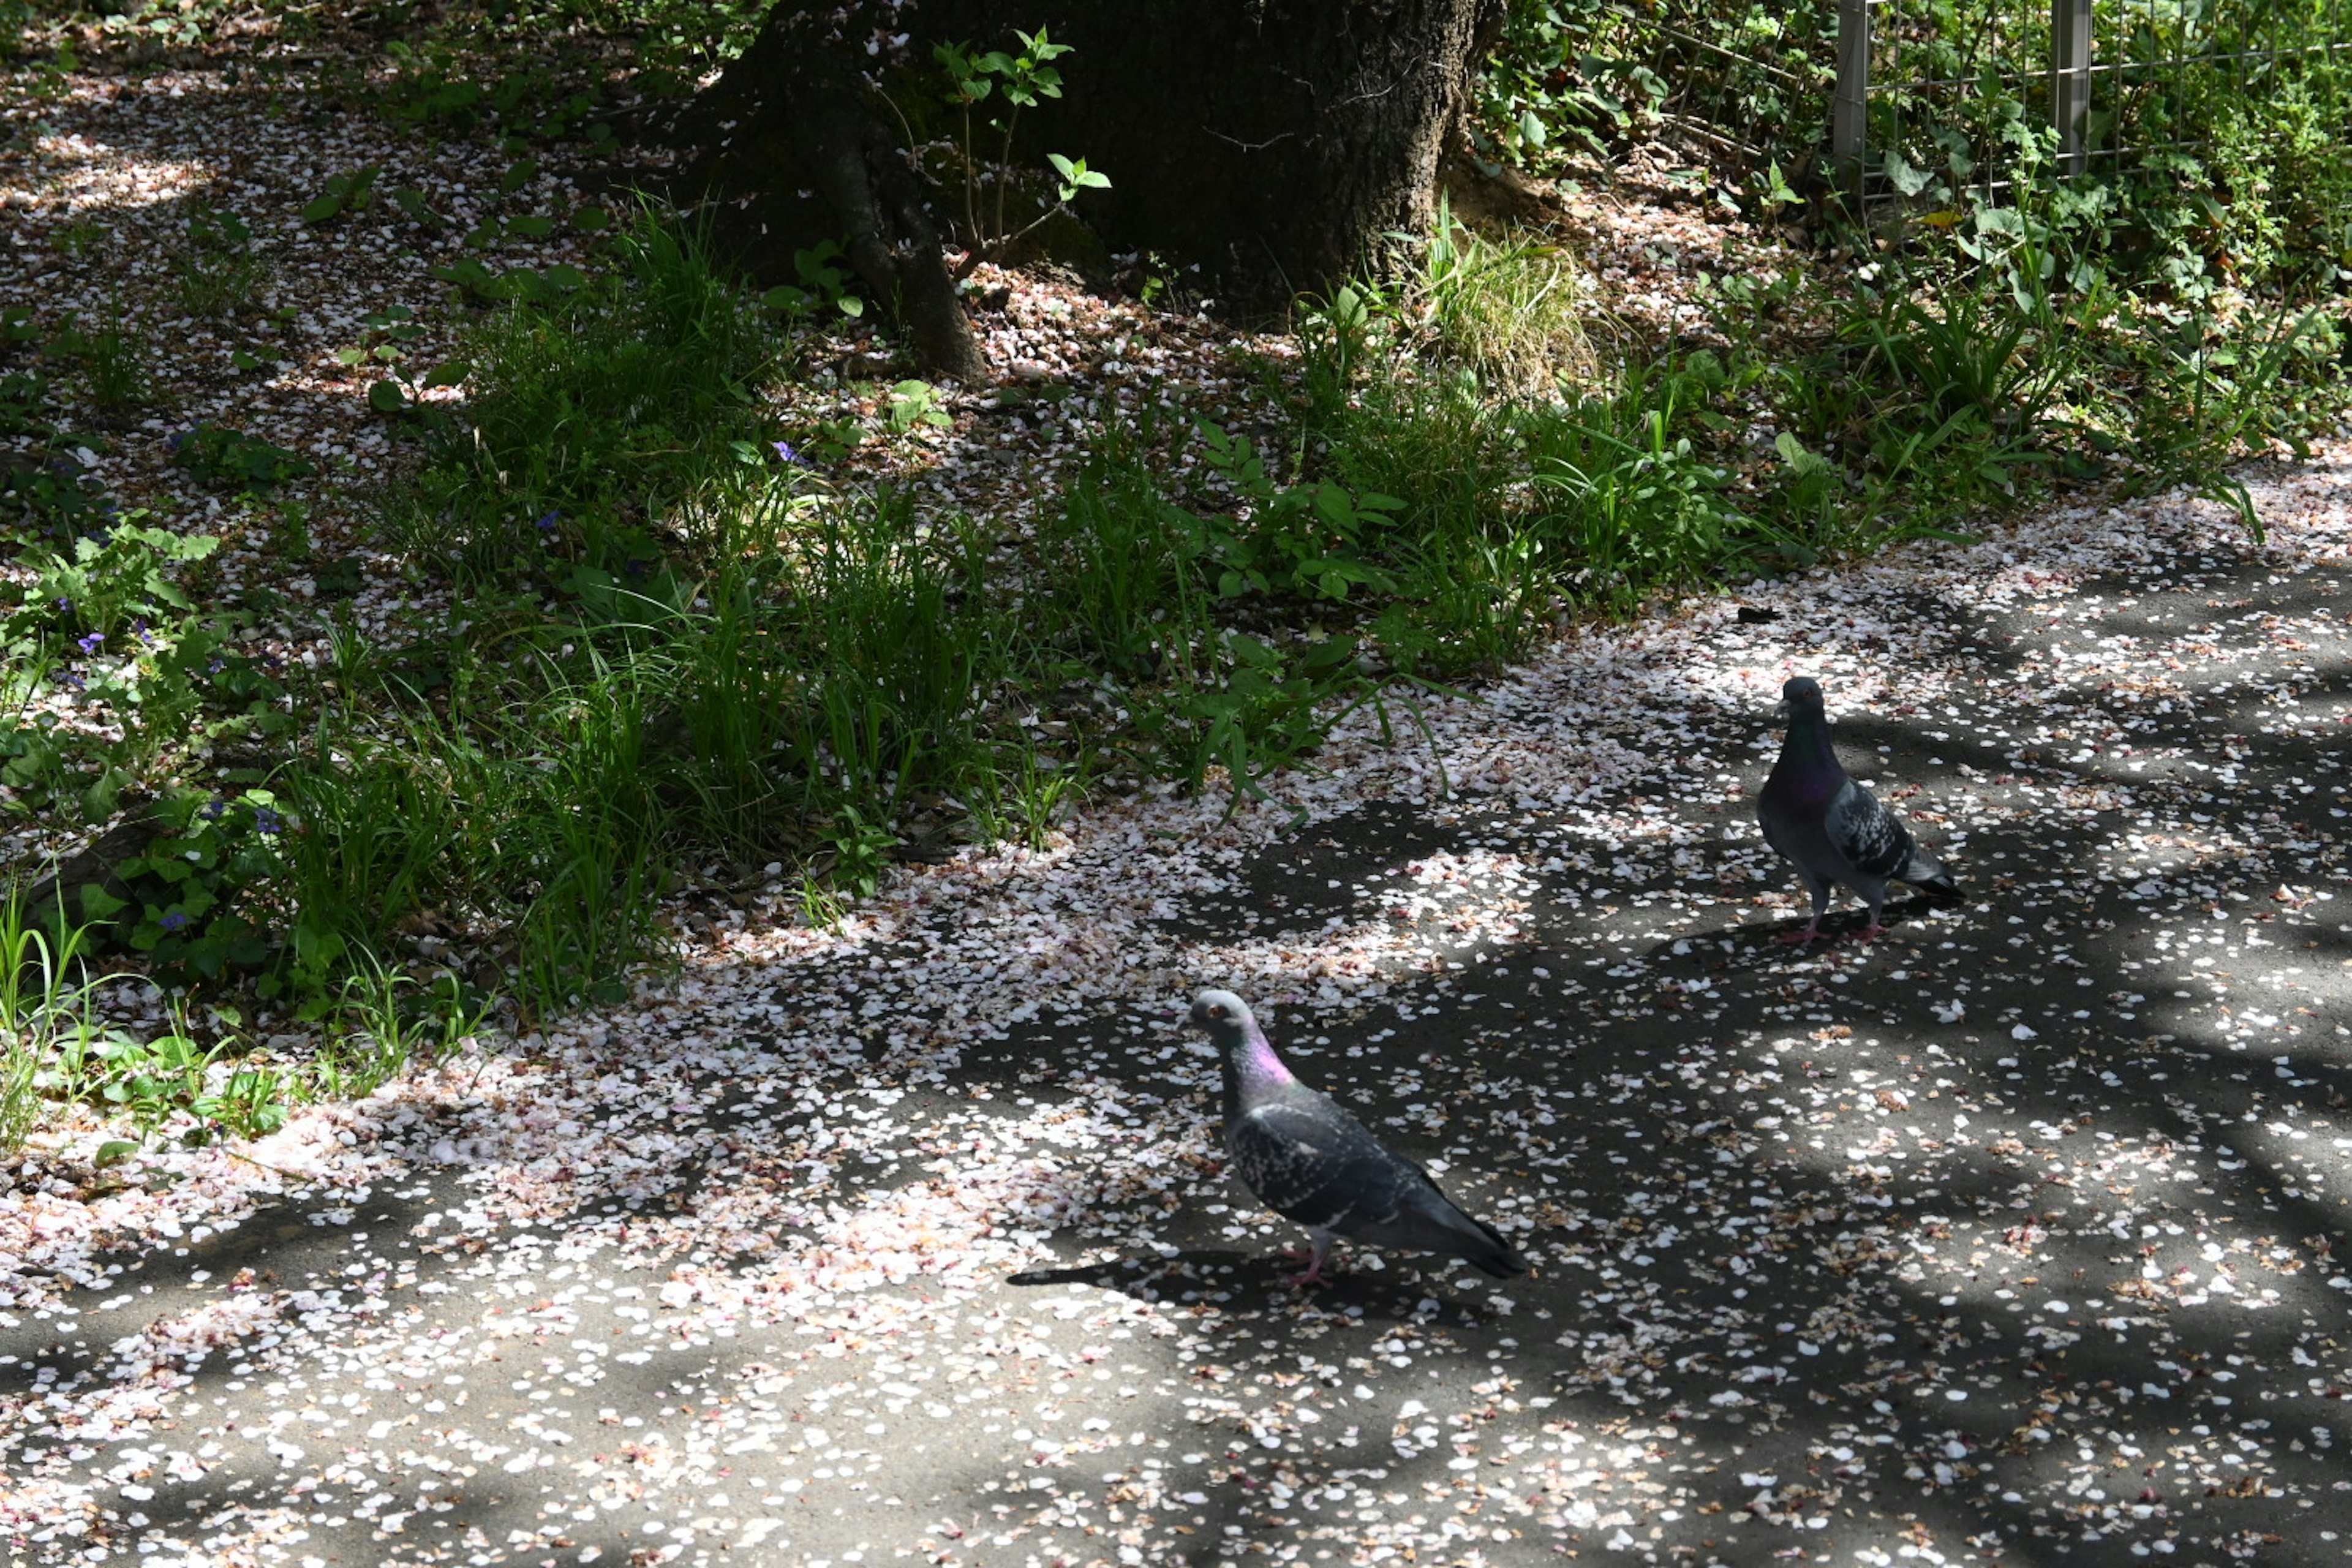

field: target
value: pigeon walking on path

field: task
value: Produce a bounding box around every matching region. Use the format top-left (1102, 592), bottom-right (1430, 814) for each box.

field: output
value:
top-left (1758, 675), bottom-right (1960, 943)
top-left (1187, 990), bottom-right (1529, 1286)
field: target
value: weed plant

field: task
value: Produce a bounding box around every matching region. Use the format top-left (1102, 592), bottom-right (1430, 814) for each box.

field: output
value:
top-left (56, 311), bottom-right (150, 416)
top-left (178, 203), bottom-right (263, 319)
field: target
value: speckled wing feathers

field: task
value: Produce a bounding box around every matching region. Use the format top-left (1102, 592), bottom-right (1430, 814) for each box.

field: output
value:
top-left (1227, 1093), bottom-right (1410, 1233)
top-left (1825, 778), bottom-right (1913, 880)
top-left (1226, 1091), bottom-right (1528, 1276)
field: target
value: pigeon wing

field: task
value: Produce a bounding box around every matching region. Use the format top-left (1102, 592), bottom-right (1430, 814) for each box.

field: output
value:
top-left (1824, 778), bottom-right (1915, 880)
top-left (1227, 1093), bottom-right (1411, 1236)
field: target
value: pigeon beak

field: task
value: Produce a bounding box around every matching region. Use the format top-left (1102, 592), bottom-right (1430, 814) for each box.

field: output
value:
top-left (1773, 698), bottom-right (1791, 720)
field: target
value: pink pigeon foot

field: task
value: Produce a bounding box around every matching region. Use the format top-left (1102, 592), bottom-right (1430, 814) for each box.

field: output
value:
top-left (1278, 1245), bottom-right (1329, 1287)
top-left (1779, 923), bottom-right (1824, 945)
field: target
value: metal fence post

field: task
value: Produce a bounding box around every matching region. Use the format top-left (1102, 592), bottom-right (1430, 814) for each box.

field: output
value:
top-left (1833, 0), bottom-right (1871, 201)
top-left (2052, 0), bottom-right (2094, 175)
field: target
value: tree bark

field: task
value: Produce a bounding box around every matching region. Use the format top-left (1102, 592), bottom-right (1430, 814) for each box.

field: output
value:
top-left (685, 0), bottom-right (1500, 377)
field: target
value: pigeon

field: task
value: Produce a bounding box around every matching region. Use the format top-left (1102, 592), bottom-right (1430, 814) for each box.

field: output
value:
top-left (1186, 990), bottom-right (1528, 1286)
top-left (1758, 675), bottom-right (1960, 943)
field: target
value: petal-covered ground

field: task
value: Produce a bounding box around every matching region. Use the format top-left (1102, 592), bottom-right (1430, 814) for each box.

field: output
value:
top-left (6, 39), bottom-right (2352, 1568)
top-left (7, 458), bottom-right (2350, 1567)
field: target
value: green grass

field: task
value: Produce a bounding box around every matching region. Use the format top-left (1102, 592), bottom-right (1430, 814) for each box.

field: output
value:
top-left (55, 310), bottom-right (151, 415)
top-left (298, 216), bottom-right (1041, 1012)
top-left (0, 880), bottom-right (96, 1153)
top-left (10, 0), bottom-right (2349, 1148)
top-left (388, 213), bottom-right (783, 589)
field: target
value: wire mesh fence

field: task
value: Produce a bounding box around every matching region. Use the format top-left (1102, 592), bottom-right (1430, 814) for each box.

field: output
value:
top-left (1831, 0), bottom-right (2352, 213)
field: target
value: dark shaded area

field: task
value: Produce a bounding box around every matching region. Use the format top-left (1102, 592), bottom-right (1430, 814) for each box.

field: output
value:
top-left (682, 0), bottom-right (1498, 371)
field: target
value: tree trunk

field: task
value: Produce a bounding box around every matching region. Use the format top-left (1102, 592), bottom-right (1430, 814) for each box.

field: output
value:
top-left (685, 0), bottom-right (1500, 377)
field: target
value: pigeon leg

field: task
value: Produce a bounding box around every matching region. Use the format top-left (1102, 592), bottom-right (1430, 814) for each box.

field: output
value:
top-left (1779, 872), bottom-right (1833, 944)
top-left (1280, 1231), bottom-right (1335, 1287)
top-left (1846, 881), bottom-right (1891, 943)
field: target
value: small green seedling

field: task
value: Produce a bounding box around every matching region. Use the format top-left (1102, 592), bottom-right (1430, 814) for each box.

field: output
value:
top-left (173, 426), bottom-right (312, 491)
top-left (886, 379), bottom-right (952, 434)
top-left (303, 167), bottom-right (382, 224)
top-left (763, 239), bottom-right (865, 321)
top-left (390, 187), bottom-right (443, 229)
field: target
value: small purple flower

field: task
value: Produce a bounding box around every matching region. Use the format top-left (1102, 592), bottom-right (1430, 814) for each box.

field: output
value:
top-left (77, 631), bottom-right (104, 654)
top-left (160, 911), bottom-right (189, 933)
top-left (253, 805), bottom-right (284, 835)
top-left (55, 597), bottom-right (72, 612)
top-left (168, 429), bottom-right (190, 453)
top-left (206, 655), bottom-right (227, 674)
top-left (623, 557), bottom-right (650, 579)
top-left (535, 511), bottom-right (562, 532)
top-left (774, 440), bottom-right (811, 467)
top-left (200, 799), bottom-right (227, 820)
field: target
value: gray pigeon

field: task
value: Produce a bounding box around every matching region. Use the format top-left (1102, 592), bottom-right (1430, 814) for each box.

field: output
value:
top-left (1758, 676), bottom-right (1960, 943)
top-left (1186, 990), bottom-right (1528, 1285)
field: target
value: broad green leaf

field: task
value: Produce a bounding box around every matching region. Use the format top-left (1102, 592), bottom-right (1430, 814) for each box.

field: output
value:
top-left (77, 881), bottom-right (128, 919)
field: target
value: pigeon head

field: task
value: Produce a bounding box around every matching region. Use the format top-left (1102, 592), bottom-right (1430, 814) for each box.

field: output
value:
top-left (1189, 989), bottom-right (1257, 1051)
top-left (1189, 989), bottom-right (1296, 1092)
top-left (1776, 676), bottom-right (1825, 720)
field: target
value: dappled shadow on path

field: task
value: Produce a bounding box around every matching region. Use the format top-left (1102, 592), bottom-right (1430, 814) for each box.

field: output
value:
top-left (10, 483), bottom-right (2352, 1568)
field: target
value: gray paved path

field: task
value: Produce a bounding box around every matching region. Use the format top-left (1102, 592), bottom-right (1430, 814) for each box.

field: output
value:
top-left (6, 460), bottom-right (2351, 1568)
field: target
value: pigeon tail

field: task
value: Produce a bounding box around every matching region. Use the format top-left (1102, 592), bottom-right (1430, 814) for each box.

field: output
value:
top-left (1355, 1182), bottom-right (1532, 1278)
top-left (1458, 1216), bottom-right (1531, 1279)
top-left (1904, 846), bottom-right (1962, 902)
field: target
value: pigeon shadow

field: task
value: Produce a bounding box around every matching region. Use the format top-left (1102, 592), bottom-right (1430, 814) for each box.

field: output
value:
top-left (1006, 1249), bottom-right (1503, 1324)
top-left (1643, 895), bottom-right (1954, 969)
